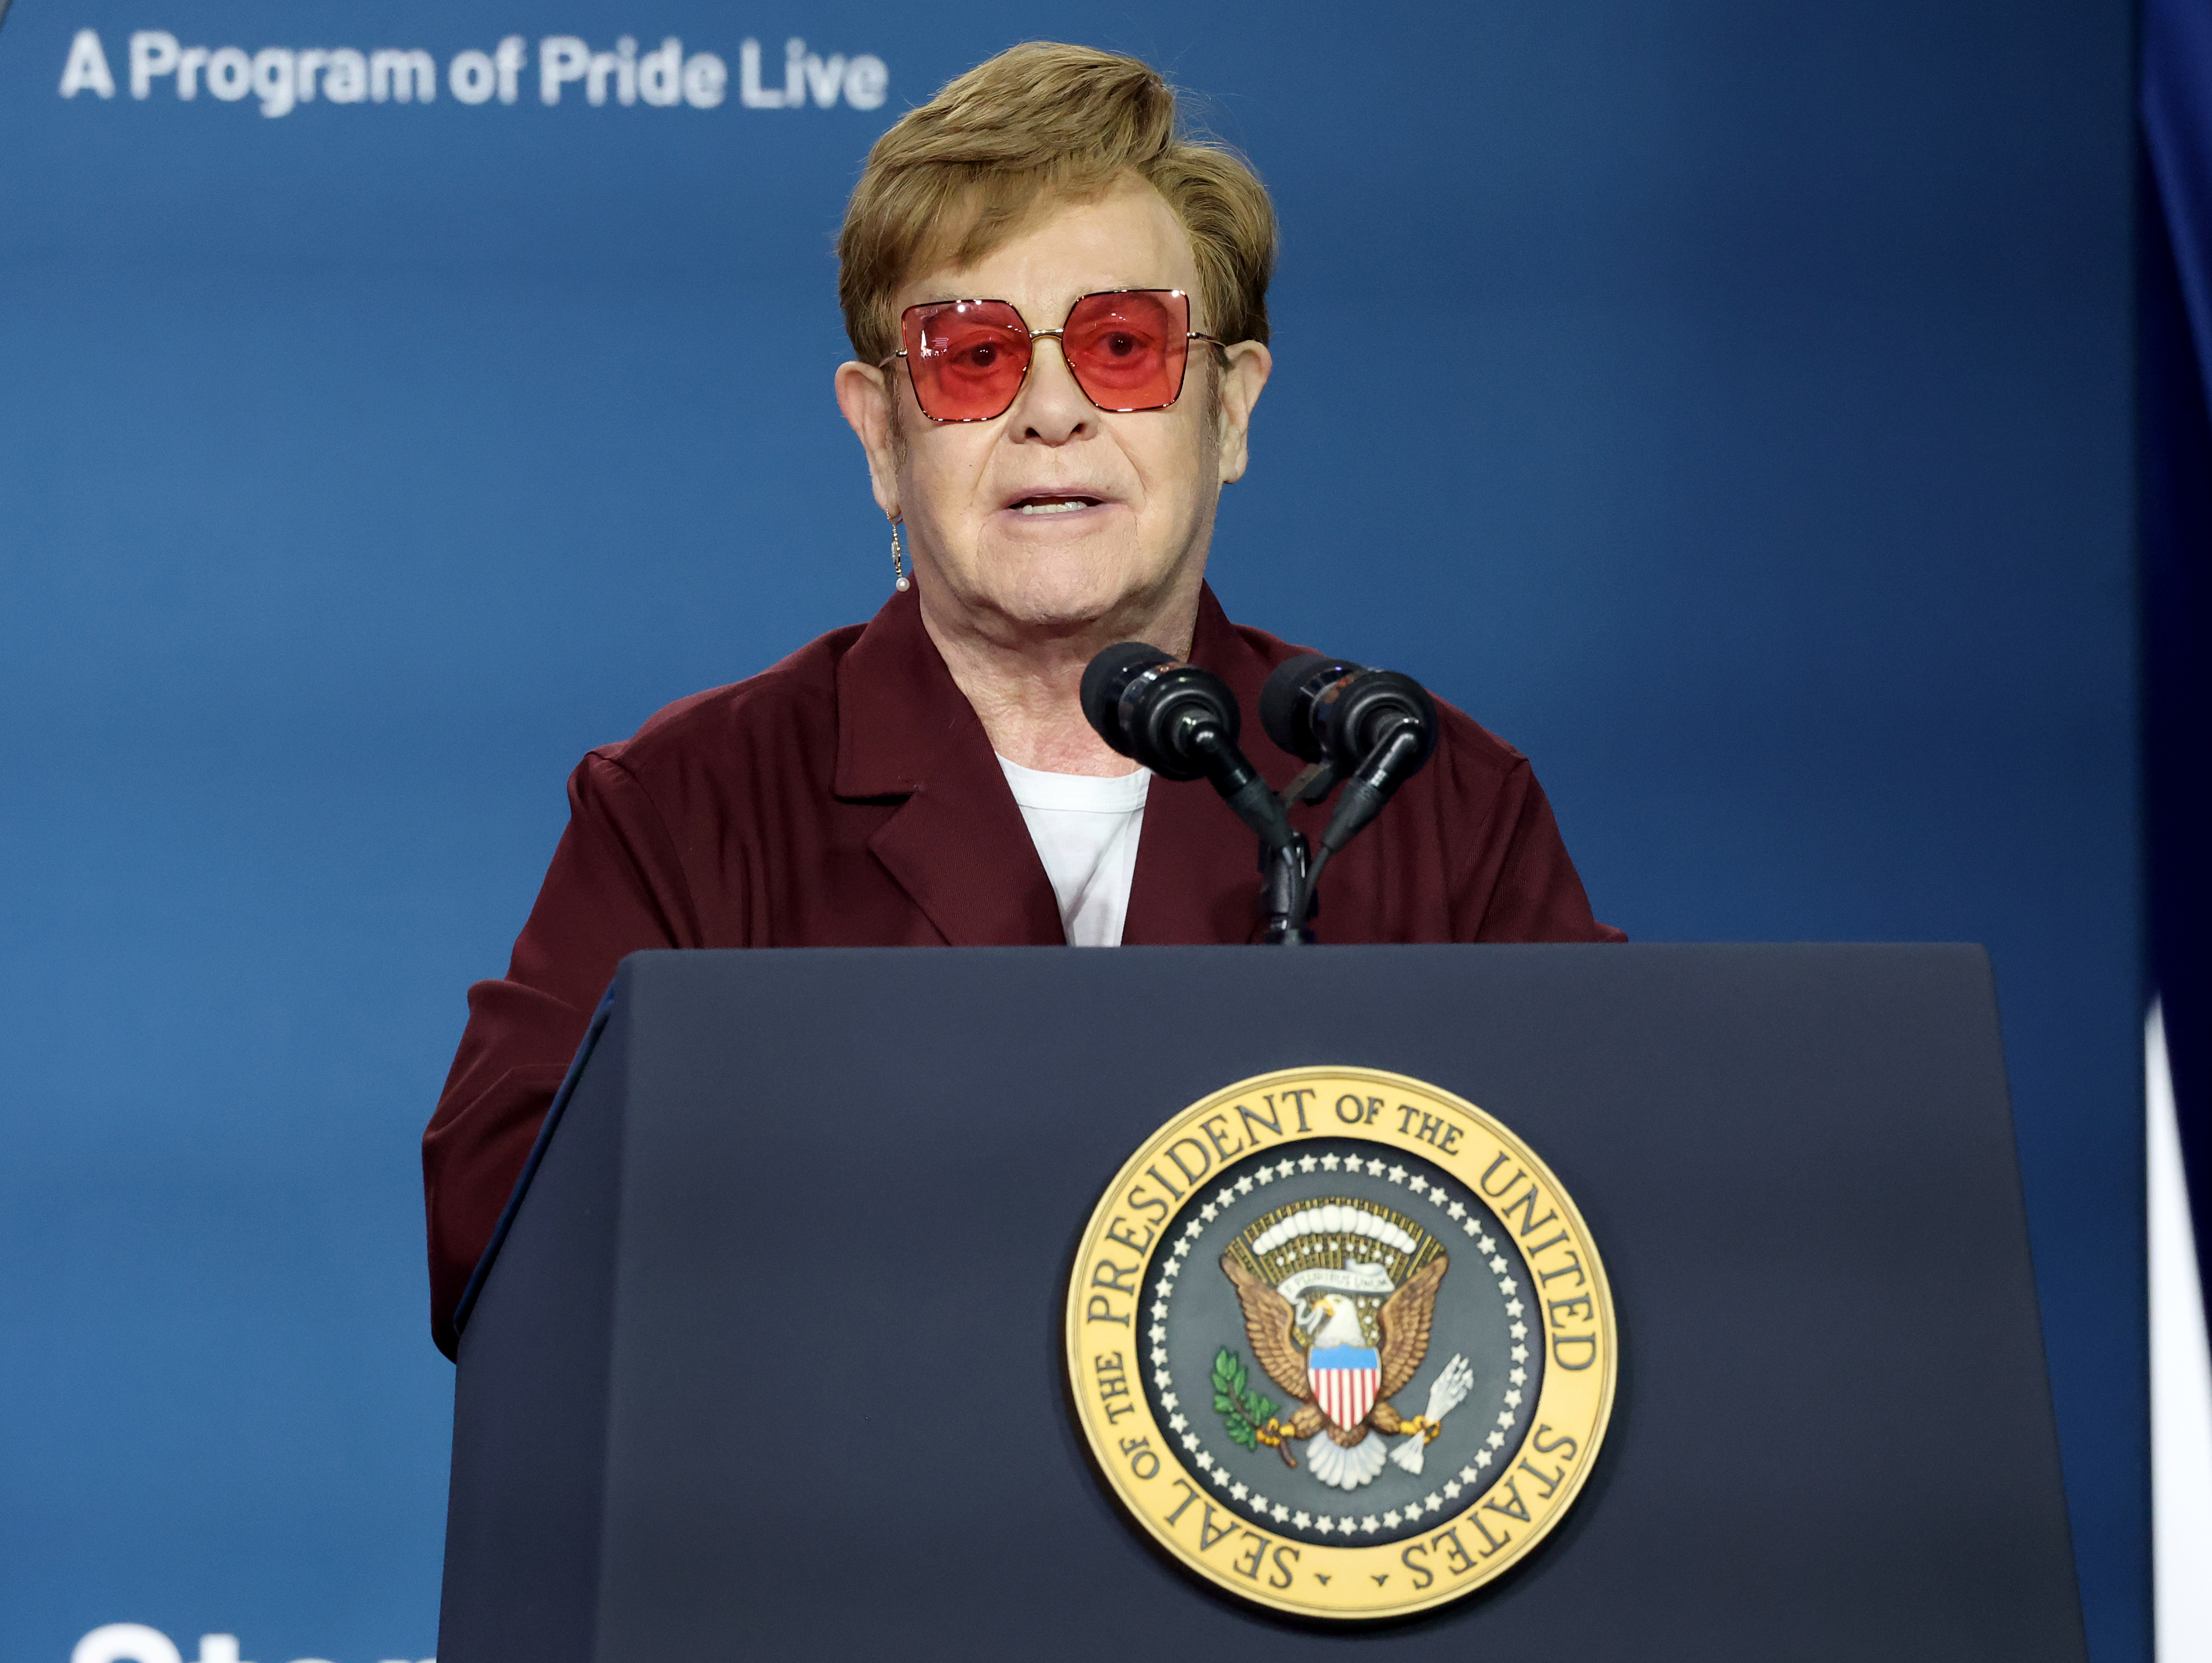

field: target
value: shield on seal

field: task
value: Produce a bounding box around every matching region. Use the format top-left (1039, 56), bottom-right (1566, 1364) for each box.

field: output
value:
top-left (1308, 1344), bottom-right (1381, 1429)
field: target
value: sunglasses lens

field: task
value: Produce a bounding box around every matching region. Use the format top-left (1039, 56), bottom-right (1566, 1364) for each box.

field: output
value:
top-left (905, 300), bottom-right (1030, 420)
top-left (1063, 290), bottom-right (1190, 411)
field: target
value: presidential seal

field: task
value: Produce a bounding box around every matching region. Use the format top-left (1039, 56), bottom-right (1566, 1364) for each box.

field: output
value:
top-left (1066, 1067), bottom-right (1616, 1620)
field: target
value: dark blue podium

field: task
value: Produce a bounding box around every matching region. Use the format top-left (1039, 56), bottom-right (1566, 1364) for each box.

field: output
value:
top-left (436, 944), bottom-right (2085, 1661)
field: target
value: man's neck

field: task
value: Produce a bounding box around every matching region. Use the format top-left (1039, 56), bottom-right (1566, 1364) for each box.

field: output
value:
top-left (918, 585), bottom-right (1203, 776)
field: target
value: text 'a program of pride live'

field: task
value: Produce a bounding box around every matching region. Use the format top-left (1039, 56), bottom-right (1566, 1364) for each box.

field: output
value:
top-left (53, 28), bottom-right (889, 118)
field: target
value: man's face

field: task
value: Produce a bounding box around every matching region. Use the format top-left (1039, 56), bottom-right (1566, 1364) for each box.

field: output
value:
top-left (842, 177), bottom-right (1268, 643)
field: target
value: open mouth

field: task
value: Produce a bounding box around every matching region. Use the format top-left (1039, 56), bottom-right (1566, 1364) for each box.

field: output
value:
top-left (1009, 493), bottom-right (1105, 516)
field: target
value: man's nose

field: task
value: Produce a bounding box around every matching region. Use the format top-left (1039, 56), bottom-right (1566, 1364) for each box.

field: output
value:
top-left (1009, 336), bottom-right (1093, 444)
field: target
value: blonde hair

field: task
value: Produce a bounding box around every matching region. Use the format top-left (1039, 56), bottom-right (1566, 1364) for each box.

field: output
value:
top-left (836, 43), bottom-right (1276, 366)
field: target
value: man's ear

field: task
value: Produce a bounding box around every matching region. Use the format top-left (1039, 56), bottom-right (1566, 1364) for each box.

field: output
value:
top-left (835, 360), bottom-right (902, 519)
top-left (1213, 341), bottom-right (1273, 486)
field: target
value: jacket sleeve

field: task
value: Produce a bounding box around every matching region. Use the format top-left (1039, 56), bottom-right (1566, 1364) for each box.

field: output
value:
top-left (1455, 760), bottom-right (1627, 943)
top-left (421, 749), bottom-right (704, 1358)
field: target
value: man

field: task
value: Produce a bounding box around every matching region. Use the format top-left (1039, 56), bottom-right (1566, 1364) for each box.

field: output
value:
top-left (422, 42), bottom-right (1620, 1358)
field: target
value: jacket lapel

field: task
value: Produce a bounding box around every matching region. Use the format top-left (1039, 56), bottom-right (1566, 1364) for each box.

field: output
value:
top-left (834, 588), bottom-right (1065, 945)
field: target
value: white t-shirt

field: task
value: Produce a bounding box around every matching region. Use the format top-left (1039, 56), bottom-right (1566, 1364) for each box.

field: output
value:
top-left (997, 755), bottom-right (1151, 947)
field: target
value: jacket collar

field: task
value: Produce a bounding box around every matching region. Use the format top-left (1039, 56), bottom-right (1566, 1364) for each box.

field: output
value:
top-left (832, 582), bottom-right (1303, 946)
top-left (834, 583), bottom-right (971, 799)
top-left (833, 587), bottom-right (1062, 945)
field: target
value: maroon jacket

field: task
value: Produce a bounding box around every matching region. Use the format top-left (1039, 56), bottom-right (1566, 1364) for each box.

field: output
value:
top-left (422, 584), bottom-right (1620, 1355)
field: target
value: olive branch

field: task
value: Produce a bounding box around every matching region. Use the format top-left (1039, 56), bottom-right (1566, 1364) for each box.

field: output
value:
top-left (1212, 1347), bottom-right (1280, 1450)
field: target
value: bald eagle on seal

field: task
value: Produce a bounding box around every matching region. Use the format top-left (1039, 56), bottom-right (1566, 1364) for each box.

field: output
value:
top-left (1220, 1252), bottom-right (1453, 1490)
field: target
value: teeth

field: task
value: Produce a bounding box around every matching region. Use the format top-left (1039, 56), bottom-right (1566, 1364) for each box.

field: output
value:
top-left (1015, 499), bottom-right (1091, 514)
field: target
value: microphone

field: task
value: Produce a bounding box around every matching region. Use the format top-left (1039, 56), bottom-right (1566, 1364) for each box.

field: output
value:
top-left (1258, 653), bottom-right (1361, 768)
top-left (1260, 653), bottom-right (1438, 799)
top-left (1081, 642), bottom-right (1296, 854)
top-left (1259, 653), bottom-right (1441, 931)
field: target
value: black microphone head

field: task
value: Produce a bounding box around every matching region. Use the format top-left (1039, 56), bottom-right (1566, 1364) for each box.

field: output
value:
top-left (1081, 641), bottom-right (1176, 758)
top-left (1326, 669), bottom-right (1439, 778)
top-left (1118, 661), bottom-right (1240, 781)
top-left (1260, 653), bottom-right (1364, 762)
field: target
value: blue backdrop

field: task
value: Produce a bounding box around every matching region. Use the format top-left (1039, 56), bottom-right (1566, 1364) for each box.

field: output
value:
top-left (0, 2), bottom-right (2142, 1659)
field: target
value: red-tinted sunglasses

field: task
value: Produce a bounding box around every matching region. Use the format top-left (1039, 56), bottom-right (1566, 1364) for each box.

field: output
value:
top-left (890, 288), bottom-right (1219, 423)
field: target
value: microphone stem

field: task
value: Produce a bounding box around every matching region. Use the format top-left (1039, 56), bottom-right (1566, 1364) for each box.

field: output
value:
top-left (1190, 725), bottom-right (1296, 854)
top-left (1263, 836), bottom-right (1311, 945)
top-left (1291, 843), bottom-right (1333, 941)
top-left (1296, 723), bottom-right (1421, 933)
top-left (1321, 725), bottom-right (1423, 853)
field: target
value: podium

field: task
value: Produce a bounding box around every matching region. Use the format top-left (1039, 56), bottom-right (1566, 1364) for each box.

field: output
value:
top-left (437, 945), bottom-right (2085, 1661)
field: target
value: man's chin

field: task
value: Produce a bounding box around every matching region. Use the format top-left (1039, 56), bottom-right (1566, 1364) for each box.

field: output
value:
top-left (991, 575), bottom-right (1175, 638)
top-left (960, 555), bottom-right (1185, 637)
